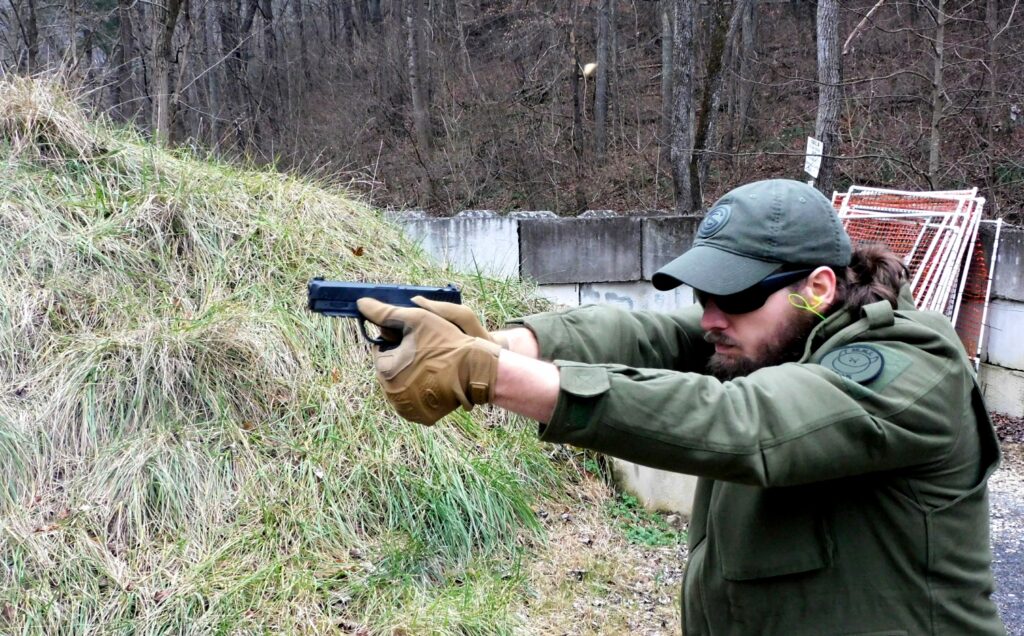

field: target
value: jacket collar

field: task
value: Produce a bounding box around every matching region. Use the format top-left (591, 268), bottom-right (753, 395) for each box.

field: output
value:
top-left (799, 284), bottom-right (914, 361)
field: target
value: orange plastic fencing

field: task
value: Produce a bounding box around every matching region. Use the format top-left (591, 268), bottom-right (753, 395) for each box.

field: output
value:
top-left (831, 187), bottom-right (995, 367)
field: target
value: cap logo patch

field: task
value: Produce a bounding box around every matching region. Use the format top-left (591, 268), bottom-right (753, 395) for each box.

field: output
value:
top-left (698, 205), bottom-right (731, 238)
top-left (820, 345), bottom-right (885, 384)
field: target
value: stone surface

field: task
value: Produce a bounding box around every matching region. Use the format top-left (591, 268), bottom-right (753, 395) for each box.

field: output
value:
top-left (580, 281), bottom-right (696, 313)
top-left (611, 458), bottom-right (699, 516)
top-left (534, 284), bottom-right (581, 309)
top-left (981, 363), bottom-right (1024, 418)
top-left (642, 216), bottom-right (702, 279)
top-left (580, 209), bottom-right (619, 218)
top-left (401, 215), bottom-right (520, 278)
top-left (508, 210), bottom-right (557, 219)
top-left (984, 299), bottom-right (1024, 370)
top-left (988, 224), bottom-right (1024, 302)
top-left (520, 217), bottom-right (642, 284)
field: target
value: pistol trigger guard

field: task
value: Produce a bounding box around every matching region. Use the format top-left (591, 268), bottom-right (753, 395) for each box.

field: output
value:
top-left (359, 317), bottom-right (401, 350)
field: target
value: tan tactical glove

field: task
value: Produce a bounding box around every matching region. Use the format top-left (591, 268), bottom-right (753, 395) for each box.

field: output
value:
top-left (410, 296), bottom-right (508, 349)
top-left (357, 297), bottom-right (502, 426)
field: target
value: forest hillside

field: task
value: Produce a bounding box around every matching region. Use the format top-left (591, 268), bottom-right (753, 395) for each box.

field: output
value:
top-left (2, 1), bottom-right (1020, 219)
top-left (0, 76), bottom-right (686, 634)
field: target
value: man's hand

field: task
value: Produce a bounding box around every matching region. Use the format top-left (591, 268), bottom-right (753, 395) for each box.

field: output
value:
top-left (357, 297), bottom-right (502, 425)
top-left (410, 296), bottom-right (508, 349)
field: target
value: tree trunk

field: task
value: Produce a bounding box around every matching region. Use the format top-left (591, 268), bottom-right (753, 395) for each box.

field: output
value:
top-left (22, 0), bottom-right (39, 73)
top-left (594, 0), bottom-right (611, 160)
top-left (453, 0), bottom-right (481, 97)
top-left (570, 0), bottom-right (587, 213)
top-left (341, 1), bottom-right (354, 51)
top-left (671, 0), bottom-right (696, 214)
top-left (927, 0), bottom-right (945, 186)
top-left (68, 0), bottom-right (78, 69)
top-left (659, 0), bottom-right (673, 172)
top-left (734, 1), bottom-right (757, 150)
top-left (204, 0), bottom-right (222, 146)
top-left (687, 0), bottom-right (731, 210)
top-left (696, 0), bottom-right (748, 192)
top-left (292, 0), bottom-right (311, 85)
top-left (110, 0), bottom-right (136, 120)
top-left (152, 0), bottom-right (184, 144)
top-left (814, 0), bottom-right (842, 195)
top-left (405, 0), bottom-right (435, 205)
top-left (983, 0), bottom-right (999, 215)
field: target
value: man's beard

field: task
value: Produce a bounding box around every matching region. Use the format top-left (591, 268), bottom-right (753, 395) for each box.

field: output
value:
top-left (704, 309), bottom-right (820, 381)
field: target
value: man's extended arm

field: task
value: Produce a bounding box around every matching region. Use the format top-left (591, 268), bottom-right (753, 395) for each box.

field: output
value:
top-left (493, 349), bottom-right (560, 422)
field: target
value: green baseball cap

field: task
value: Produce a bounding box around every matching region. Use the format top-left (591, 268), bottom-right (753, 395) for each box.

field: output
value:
top-left (652, 179), bottom-right (851, 294)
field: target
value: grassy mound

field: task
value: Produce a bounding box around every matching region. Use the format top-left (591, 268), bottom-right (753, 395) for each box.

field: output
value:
top-left (0, 76), bottom-right (574, 634)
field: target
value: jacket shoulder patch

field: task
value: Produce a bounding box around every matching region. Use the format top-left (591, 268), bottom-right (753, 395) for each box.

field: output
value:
top-left (819, 344), bottom-right (912, 395)
top-left (820, 345), bottom-right (885, 383)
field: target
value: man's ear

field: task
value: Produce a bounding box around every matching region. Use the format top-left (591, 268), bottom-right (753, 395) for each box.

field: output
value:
top-left (804, 266), bottom-right (837, 309)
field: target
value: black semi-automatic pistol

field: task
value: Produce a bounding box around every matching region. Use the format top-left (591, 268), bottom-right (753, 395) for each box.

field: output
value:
top-left (307, 279), bottom-right (462, 345)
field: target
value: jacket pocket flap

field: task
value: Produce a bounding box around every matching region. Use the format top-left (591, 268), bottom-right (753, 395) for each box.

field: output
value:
top-left (714, 483), bottom-right (833, 581)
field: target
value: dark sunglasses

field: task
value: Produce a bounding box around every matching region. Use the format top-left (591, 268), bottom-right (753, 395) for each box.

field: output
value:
top-left (694, 269), bottom-right (815, 315)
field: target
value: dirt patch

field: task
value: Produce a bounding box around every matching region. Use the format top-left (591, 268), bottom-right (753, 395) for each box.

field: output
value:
top-left (523, 477), bottom-right (685, 635)
top-left (994, 412), bottom-right (1024, 446)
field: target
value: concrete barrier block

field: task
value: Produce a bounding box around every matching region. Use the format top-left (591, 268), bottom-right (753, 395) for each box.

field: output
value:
top-left (611, 458), bottom-right (698, 516)
top-left (447, 215), bottom-right (520, 278)
top-left (983, 299), bottom-right (1024, 370)
top-left (580, 281), bottom-right (697, 312)
top-left (980, 363), bottom-right (1024, 418)
top-left (520, 217), bottom-right (642, 283)
top-left (642, 216), bottom-right (702, 279)
top-left (534, 284), bottom-right (580, 308)
top-left (989, 224), bottom-right (1024, 302)
top-left (399, 217), bottom-right (451, 267)
top-left (400, 215), bottom-right (520, 278)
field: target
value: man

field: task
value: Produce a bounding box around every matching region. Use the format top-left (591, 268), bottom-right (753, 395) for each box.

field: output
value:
top-left (358, 179), bottom-right (1005, 635)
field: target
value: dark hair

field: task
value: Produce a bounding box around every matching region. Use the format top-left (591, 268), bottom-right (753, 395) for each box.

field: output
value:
top-left (830, 243), bottom-right (909, 316)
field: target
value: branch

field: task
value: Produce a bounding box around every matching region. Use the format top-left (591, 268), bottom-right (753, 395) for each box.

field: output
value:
top-left (843, 0), bottom-right (886, 55)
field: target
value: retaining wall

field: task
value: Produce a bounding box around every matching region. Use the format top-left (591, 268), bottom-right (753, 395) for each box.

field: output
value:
top-left (392, 210), bottom-right (1024, 514)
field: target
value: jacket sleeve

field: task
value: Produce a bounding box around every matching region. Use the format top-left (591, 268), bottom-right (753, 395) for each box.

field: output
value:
top-left (509, 304), bottom-right (712, 373)
top-left (541, 336), bottom-right (968, 487)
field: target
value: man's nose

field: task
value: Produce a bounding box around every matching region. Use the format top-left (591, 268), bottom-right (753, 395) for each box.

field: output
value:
top-left (700, 298), bottom-right (730, 332)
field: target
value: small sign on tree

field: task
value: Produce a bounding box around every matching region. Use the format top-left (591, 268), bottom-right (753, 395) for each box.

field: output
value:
top-left (804, 136), bottom-right (824, 180)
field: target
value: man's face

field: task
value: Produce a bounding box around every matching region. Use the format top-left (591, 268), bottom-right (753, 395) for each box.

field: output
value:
top-left (700, 285), bottom-right (819, 381)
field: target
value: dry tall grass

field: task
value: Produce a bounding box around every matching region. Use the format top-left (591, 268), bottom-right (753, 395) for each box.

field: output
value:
top-left (0, 76), bottom-right (571, 634)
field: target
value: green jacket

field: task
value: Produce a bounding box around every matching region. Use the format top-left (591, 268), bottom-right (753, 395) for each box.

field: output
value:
top-left (515, 289), bottom-right (1005, 635)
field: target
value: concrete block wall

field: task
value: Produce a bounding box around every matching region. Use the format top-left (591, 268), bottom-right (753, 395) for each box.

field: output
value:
top-left (390, 210), bottom-right (1024, 513)
top-left (979, 223), bottom-right (1024, 416)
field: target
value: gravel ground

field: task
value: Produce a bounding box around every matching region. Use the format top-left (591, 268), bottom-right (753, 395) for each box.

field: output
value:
top-left (992, 413), bottom-right (1024, 636)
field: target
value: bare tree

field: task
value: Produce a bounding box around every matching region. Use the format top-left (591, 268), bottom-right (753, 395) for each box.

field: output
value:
top-left (14, 0), bottom-right (39, 73)
top-left (814, 0), bottom-right (842, 195)
top-left (594, 0), bottom-right (611, 160)
top-left (695, 0), bottom-right (749, 196)
top-left (670, 0), bottom-right (696, 213)
top-left (659, 0), bottom-right (674, 171)
top-left (926, 0), bottom-right (945, 187)
top-left (152, 0), bottom-right (185, 144)
top-left (406, 0), bottom-right (435, 204)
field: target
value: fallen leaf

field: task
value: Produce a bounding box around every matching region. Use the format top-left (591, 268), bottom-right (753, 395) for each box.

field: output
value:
top-left (350, 246), bottom-right (365, 257)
